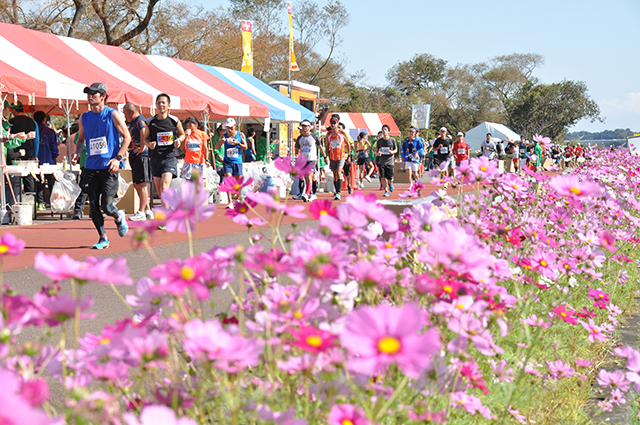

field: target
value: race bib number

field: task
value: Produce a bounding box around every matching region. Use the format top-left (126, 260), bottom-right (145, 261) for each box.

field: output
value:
top-left (187, 140), bottom-right (201, 152)
top-left (380, 147), bottom-right (390, 155)
top-left (157, 131), bottom-right (174, 146)
top-left (330, 139), bottom-right (342, 149)
top-left (440, 147), bottom-right (449, 154)
top-left (458, 148), bottom-right (465, 155)
top-left (520, 148), bottom-right (526, 154)
top-left (89, 137), bottom-right (108, 156)
top-left (226, 148), bottom-right (239, 159)
top-left (301, 147), bottom-right (311, 154)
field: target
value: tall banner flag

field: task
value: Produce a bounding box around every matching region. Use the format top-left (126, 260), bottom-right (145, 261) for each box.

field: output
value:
top-left (287, 2), bottom-right (300, 72)
top-left (240, 21), bottom-right (253, 75)
top-left (411, 104), bottom-right (431, 129)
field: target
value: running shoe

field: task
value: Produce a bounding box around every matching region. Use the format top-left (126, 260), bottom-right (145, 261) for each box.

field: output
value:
top-left (129, 211), bottom-right (146, 221)
top-left (301, 194), bottom-right (309, 202)
top-left (334, 193), bottom-right (341, 200)
top-left (37, 203), bottom-right (46, 211)
top-left (157, 225), bottom-right (166, 231)
top-left (292, 194), bottom-right (303, 200)
top-left (308, 194), bottom-right (317, 202)
top-left (116, 210), bottom-right (128, 237)
top-left (145, 210), bottom-right (155, 220)
top-left (226, 202), bottom-right (235, 209)
top-left (365, 176), bottom-right (372, 183)
top-left (348, 186), bottom-right (353, 195)
top-left (379, 185), bottom-right (384, 191)
top-left (383, 191), bottom-right (390, 197)
top-left (389, 183), bottom-right (394, 192)
top-left (92, 237), bottom-right (110, 250)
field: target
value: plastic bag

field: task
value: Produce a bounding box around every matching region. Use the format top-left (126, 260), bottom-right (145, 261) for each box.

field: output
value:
top-left (206, 166), bottom-right (220, 192)
top-left (113, 175), bottom-right (132, 205)
top-left (51, 170), bottom-right (81, 213)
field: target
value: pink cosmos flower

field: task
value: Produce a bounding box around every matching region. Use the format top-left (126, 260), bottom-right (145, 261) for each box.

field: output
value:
top-left (579, 318), bottom-right (607, 343)
top-left (275, 154), bottom-right (314, 178)
top-left (126, 277), bottom-right (171, 320)
top-left (508, 406), bottom-right (527, 425)
top-left (340, 303), bottom-right (441, 378)
top-left (0, 368), bottom-right (53, 425)
top-left (0, 232), bottom-right (25, 257)
top-left (552, 305), bottom-right (578, 324)
top-left (349, 261), bottom-right (397, 287)
top-left (598, 230), bottom-right (617, 252)
top-left (469, 156), bottom-right (499, 182)
top-left (34, 253), bottom-right (132, 285)
top-left (157, 180), bottom-right (216, 233)
top-left (546, 359), bottom-right (574, 379)
top-left (256, 405), bottom-right (308, 425)
top-left (548, 175), bottom-right (602, 198)
top-left (124, 405), bottom-right (197, 425)
top-left (308, 199), bottom-right (337, 219)
top-left (588, 288), bottom-right (610, 307)
top-left (149, 254), bottom-right (215, 300)
top-left (450, 392), bottom-right (494, 420)
top-left (327, 404), bottom-right (370, 425)
top-left (575, 358), bottom-right (594, 367)
top-left (344, 191), bottom-right (399, 233)
top-left (320, 204), bottom-right (369, 238)
top-left (123, 330), bottom-right (169, 366)
top-left (217, 174), bottom-right (254, 195)
top-left (247, 192), bottom-right (307, 219)
top-left (32, 292), bottom-right (95, 327)
top-left (489, 359), bottom-right (515, 382)
top-left (290, 325), bottom-right (337, 354)
top-left (533, 133), bottom-right (551, 149)
top-left (597, 369), bottom-right (631, 391)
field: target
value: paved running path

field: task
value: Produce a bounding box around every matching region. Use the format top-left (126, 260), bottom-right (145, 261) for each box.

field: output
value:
top-left (1, 180), bottom-right (476, 272)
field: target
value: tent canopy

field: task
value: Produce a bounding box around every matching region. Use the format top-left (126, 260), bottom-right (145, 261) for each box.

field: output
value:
top-left (322, 113), bottom-right (401, 137)
top-left (465, 122), bottom-right (521, 153)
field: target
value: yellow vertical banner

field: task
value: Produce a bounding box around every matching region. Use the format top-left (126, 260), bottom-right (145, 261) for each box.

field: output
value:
top-left (240, 21), bottom-right (253, 75)
top-left (287, 2), bottom-right (300, 72)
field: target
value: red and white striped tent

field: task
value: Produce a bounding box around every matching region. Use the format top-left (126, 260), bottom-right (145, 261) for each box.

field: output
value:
top-left (0, 22), bottom-right (270, 120)
top-left (322, 112), bottom-right (401, 137)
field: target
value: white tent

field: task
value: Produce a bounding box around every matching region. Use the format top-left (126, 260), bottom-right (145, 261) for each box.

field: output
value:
top-left (465, 122), bottom-right (521, 153)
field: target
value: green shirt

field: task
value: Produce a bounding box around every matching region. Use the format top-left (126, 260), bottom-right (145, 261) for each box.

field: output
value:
top-left (256, 136), bottom-right (269, 162)
top-left (534, 143), bottom-right (542, 166)
top-left (211, 134), bottom-right (225, 168)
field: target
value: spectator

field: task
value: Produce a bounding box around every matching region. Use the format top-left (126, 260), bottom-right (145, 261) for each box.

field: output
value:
top-left (34, 110), bottom-right (58, 211)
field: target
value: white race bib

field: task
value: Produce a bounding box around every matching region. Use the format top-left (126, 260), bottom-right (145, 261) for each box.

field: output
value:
top-left (188, 140), bottom-right (201, 151)
top-left (440, 147), bottom-right (449, 154)
top-left (380, 147), bottom-right (390, 155)
top-left (301, 147), bottom-right (311, 154)
top-left (330, 139), bottom-right (342, 149)
top-left (226, 148), bottom-right (239, 159)
top-left (89, 137), bottom-right (108, 156)
top-left (457, 148), bottom-right (465, 155)
top-left (157, 131), bottom-right (174, 146)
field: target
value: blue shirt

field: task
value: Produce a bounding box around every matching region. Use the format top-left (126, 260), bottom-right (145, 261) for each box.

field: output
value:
top-left (37, 124), bottom-right (59, 165)
top-left (128, 114), bottom-right (148, 157)
top-left (402, 137), bottom-right (424, 163)
top-left (82, 106), bottom-right (121, 170)
top-left (223, 131), bottom-right (243, 164)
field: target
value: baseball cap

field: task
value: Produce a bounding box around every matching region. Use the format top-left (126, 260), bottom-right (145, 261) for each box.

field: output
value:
top-left (184, 116), bottom-right (200, 126)
top-left (457, 132), bottom-right (464, 136)
top-left (225, 117), bottom-right (236, 127)
top-left (440, 127), bottom-right (448, 133)
top-left (83, 82), bottom-right (107, 95)
top-left (300, 119), bottom-right (312, 127)
top-left (330, 117), bottom-right (339, 124)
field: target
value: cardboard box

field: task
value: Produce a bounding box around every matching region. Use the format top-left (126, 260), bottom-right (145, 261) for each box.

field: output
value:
top-left (117, 170), bottom-right (139, 214)
top-left (393, 162), bottom-right (410, 184)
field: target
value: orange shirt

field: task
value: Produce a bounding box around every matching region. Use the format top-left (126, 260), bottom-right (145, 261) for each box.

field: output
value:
top-left (327, 132), bottom-right (347, 161)
top-left (184, 129), bottom-right (209, 164)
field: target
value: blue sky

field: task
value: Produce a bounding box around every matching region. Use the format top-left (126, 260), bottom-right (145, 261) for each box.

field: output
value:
top-left (201, 0), bottom-right (638, 132)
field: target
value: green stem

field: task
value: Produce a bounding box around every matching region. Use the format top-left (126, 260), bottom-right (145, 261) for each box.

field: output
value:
top-left (373, 375), bottom-right (409, 422)
top-left (110, 282), bottom-right (133, 311)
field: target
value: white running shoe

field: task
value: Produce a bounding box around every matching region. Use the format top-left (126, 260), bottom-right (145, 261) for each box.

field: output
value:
top-left (129, 211), bottom-right (146, 221)
top-left (145, 210), bottom-right (155, 220)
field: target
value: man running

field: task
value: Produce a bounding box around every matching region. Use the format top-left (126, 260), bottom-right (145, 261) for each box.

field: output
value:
top-left (375, 124), bottom-right (398, 197)
top-left (482, 133), bottom-right (496, 160)
top-left (433, 127), bottom-right (452, 177)
top-left (123, 103), bottom-right (152, 221)
top-left (453, 131), bottom-right (469, 167)
top-left (216, 117), bottom-right (247, 208)
top-left (294, 119), bottom-right (325, 202)
top-left (326, 115), bottom-right (349, 200)
top-left (146, 93), bottom-right (186, 213)
top-left (401, 126), bottom-right (424, 185)
top-left (72, 82), bottom-right (131, 249)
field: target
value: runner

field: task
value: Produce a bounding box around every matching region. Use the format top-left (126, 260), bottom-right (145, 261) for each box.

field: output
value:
top-left (294, 119), bottom-right (325, 202)
top-left (482, 133), bottom-right (496, 160)
top-left (181, 116), bottom-right (210, 181)
top-left (122, 103), bottom-right (152, 221)
top-left (507, 139), bottom-right (519, 173)
top-left (375, 124), bottom-right (398, 197)
top-left (356, 131), bottom-right (373, 186)
top-left (433, 127), bottom-right (452, 177)
top-left (146, 93), bottom-right (186, 212)
top-left (326, 115), bottom-right (349, 200)
top-left (72, 82), bottom-right (131, 249)
top-left (215, 117), bottom-right (247, 208)
top-left (401, 126), bottom-right (424, 185)
top-left (518, 136), bottom-right (529, 173)
top-left (453, 131), bottom-right (470, 167)
top-left (244, 128), bottom-right (257, 163)
top-left (338, 122), bottom-right (356, 194)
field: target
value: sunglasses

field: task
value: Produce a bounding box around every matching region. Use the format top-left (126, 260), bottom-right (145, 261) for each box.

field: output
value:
top-left (86, 90), bottom-right (100, 96)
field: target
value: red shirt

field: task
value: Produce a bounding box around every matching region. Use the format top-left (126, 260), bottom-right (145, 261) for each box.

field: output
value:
top-left (453, 140), bottom-right (469, 162)
top-left (575, 146), bottom-right (583, 157)
top-left (564, 146), bottom-right (573, 157)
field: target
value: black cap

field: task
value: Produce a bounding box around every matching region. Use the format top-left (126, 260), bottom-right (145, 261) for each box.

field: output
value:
top-left (184, 116), bottom-right (200, 126)
top-left (83, 82), bottom-right (107, 95)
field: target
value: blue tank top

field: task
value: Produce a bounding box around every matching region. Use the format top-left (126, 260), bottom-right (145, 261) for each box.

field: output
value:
top-left (223, 131), bottom-right (243, 164)
top-left (82, 106), bottom-right (121, 170)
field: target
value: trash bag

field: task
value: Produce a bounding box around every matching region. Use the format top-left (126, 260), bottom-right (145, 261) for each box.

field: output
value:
top-left (50, 170), bottom-right (81, 213)
top-left (206, 166), bottom-right (220, 191)
top-left (113, 175), bottom-right (132, 205)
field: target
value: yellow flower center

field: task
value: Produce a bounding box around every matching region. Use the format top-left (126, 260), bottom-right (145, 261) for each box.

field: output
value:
top-left (0, 245), bottom-right (8, 254)
top-left (512, 185), bottom-right (518, 189)
top-left (294, 310), bottom-right (303, 319)
top-left (319, 210), bottom-right (328, 215)
top-left (569, 187), bottom-right (582, 195)
top-left (443, 285), bottom-right (453, 293)
top-left (560, 311), bottom-right (567, 317)
top-left (234, 184), bottom-right (241, 191)
top-left (598, 293), bottom-right (604, 298)
top-left (540, 260), bottom-right (547, 267)
top-left (155, 211), bottom-right (166, 220)
top-left (378, 336), bottom-right (401, 354)
top-left (480, 166), bottom-right (487, 171)
top-left (180, 266), bottom-right (196, 281)
top-left (305, 335), bottom-right (323, 347)
top-left (100, 338), bottom-right (110, 344)
top-left (456, 303), bottom-right (465, 309)
top-left (342, 421), bottom-right (354, 425)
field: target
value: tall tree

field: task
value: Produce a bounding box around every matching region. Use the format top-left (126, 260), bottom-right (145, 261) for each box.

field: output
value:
top-left (506, 80), bottom-right (603, 139)
top-left (386, 53), bottom-right (448, 96)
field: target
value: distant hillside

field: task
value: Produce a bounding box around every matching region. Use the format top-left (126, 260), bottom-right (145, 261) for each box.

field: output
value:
top-left (566, 128), bottom-right (638, 140)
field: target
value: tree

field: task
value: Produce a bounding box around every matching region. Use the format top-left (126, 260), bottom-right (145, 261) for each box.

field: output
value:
top-left (386, 53), bottom-right (448, 96)
top-left (506, 80), bottom-right (603, 139)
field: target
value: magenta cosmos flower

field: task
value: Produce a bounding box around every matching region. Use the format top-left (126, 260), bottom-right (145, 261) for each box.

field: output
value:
top-left (548, 175), bottom-right (602, 198)
top-left (340, 303), bottom-right (440, 378)
top-left (0, 367), bottom-right (54, 425)
top-left (0, 232), bottom-right (25, 257)
top-left (290, 325), bottom-right (337, 354)
top-left (124, 405), bottom-right (197, 425)
top-left (327, 404), bottom-right (370, 425)
top-left (217, 174), bottom-right (254, 195)
top-left (34, 253), bottom-right (132, 285)
top-left (157, 180), bottom-right (216, 233)
top-left (275, 153), bottom-right (314, 178)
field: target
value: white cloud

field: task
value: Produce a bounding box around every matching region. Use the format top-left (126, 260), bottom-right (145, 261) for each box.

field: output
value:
top-left (600, 92), bottom-right (640, 113)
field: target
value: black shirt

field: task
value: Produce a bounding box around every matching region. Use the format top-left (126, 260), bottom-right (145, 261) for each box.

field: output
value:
top-left (147, 115), bottom-right (179, 159)
top-left (434, 137), bottom-right (451, 161)
top-left (376, 137), bottom-right (397, 165)
top-left (8, 115), bottom-right (37, 159)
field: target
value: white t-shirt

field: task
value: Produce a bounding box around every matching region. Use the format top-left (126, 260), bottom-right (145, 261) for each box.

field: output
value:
top-left (295, 134), bottom-right (318, 161)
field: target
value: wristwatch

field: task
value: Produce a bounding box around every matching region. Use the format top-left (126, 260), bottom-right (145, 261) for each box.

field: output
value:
top-left (115, 154), bottom-right (123, 161)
